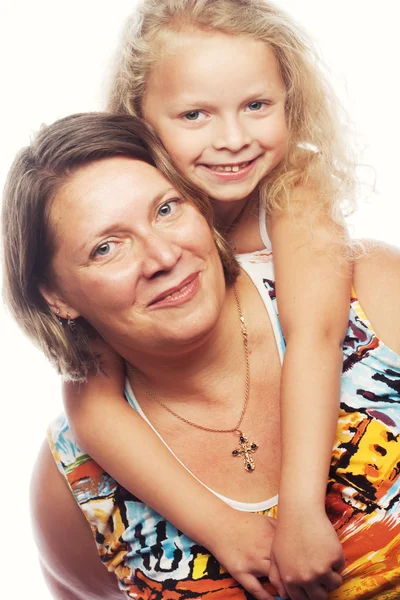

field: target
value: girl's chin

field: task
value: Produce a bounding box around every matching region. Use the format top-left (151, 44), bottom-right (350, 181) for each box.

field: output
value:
top-left (196, 179), bottom-right (259, 203)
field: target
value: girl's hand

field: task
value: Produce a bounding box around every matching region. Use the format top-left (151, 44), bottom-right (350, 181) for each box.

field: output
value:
top-left (210, 511), bottom-right (287, 600)
top-left (268, 510), bottom-right (345, 600)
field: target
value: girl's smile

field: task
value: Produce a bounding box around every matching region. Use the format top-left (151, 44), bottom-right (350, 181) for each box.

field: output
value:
top-left (197, 156), bottom-right (263, 182)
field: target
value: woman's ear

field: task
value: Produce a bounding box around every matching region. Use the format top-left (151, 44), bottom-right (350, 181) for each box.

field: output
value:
top-left (39, 283), bottom-right (81, 320)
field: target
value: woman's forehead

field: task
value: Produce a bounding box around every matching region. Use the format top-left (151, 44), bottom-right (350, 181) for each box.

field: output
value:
top-left (52, 158), bottom-right (170, 216)
top-left (47, 158), bottom-right (176, 252)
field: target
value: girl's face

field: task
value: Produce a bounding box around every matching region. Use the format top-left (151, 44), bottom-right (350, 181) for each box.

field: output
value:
top-left (42, 158), bottom-right (226, 361)
top-left (143, 31), bottom-right (288, 212)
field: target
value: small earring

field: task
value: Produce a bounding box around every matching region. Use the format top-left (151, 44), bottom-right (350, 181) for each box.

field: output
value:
top-left (56, 308), bottom-right (63, 325)
top-left (66, 312), bottom-right (76, 331)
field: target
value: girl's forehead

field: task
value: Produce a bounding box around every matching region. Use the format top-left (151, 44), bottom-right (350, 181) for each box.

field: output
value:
top-left (146, 31), bottom-right (284, 101)
top-left (155, 28), bottom-right (274, 62)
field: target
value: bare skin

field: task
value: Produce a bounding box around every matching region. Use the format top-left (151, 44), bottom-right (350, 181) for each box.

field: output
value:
top-left (32, 242), bottom-right (400, 599)
top-left (31, 440), bottom-right (123, 600)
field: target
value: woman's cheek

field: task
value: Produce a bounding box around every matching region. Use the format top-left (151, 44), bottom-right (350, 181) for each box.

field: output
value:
top-left (80, 263), bottom-right (140, 310)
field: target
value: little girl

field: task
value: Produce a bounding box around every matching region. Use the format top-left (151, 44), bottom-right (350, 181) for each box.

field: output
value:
top-left (64, 1), bottom-right (355, 598)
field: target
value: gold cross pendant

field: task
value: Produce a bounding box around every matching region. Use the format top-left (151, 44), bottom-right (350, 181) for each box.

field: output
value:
top-left (232, 432), bottom-right (258, 472)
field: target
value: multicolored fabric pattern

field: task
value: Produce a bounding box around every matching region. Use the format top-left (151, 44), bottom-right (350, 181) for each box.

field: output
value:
top-left (48, 251), bottom-right (400, 599)
top-left (263, 277), bottom-right (400, 600)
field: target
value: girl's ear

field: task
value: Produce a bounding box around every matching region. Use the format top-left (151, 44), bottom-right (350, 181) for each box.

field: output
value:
top-left (39, 283), bottom-right (81, 320)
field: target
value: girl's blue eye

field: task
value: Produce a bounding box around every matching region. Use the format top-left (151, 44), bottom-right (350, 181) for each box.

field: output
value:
top-left (184, 111), bottom-right (201, 121)
top-left (248, 101), bottom-right (263, 111)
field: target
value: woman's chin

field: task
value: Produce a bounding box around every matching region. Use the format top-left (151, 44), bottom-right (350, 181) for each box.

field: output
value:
top-left (152, 309), bottom-right (219, 355)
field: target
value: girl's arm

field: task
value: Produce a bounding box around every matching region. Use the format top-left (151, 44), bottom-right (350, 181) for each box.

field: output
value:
top-left (267, 196), bottom-right (349, 599)
top-left (63, 346), bottom-right (285, 600)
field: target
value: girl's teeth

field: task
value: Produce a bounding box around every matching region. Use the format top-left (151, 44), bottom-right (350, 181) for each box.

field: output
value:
top-left (210, 162), bottom-right (249, 172)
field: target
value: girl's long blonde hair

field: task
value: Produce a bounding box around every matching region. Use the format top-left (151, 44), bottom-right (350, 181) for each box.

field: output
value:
top-left (108, 0), bottom-right (357, 225)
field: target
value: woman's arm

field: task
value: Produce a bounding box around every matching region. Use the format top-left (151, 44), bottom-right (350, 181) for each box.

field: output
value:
top-left (31, 440), bottom-right (124, 600)
top-left (63, 349), bottom-right (284, 600)
top-left (267, 202), bottom-right (348, 599)
top-left (353, 240), bottom-right (400, 353)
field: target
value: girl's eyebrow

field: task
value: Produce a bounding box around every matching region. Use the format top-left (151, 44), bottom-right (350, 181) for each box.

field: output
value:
top-left (171, 89), bottom-right (282, 111)
top-left (171, 99), bottom-right (216, 111)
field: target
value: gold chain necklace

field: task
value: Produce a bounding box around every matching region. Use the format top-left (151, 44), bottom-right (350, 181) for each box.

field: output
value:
top-left (128, 287), bottom-right (258, 472)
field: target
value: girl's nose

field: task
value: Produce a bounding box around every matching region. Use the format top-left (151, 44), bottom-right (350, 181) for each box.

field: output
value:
top-left (212, 116), bottom-right (251, 153)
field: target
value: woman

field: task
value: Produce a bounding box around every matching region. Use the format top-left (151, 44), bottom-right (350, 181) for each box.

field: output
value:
top-left (3, 113), bottom-right (400, 600)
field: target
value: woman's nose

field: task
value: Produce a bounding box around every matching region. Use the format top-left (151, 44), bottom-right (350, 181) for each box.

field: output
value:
top-left (141, 233), bottom-right (182, 279)
top-left (212, 116), bottom-right (251, 153)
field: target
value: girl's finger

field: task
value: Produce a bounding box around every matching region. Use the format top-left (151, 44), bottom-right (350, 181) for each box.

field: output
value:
top-left (332, 553), bottom-right (346, 573)
top-left (268, 561), bottom-right (288, 599)
top-left (300, 582), bottom-right (328, 600)
top-left (319, 570), bottom-right (342, 591)
top-left (285, 584), bottom-right (310, 600)
top-left (237, 574), bottom-right (276, 600)
top-left (250, 558), bottom-right (272, 578)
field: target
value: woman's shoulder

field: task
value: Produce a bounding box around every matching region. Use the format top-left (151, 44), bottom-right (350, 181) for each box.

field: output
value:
top-left (30, 439), bottom-right (123, 599)
top-left (353, 240), bottom-right (400, 354)
top-left (353, 238), bottom-right (400, 276)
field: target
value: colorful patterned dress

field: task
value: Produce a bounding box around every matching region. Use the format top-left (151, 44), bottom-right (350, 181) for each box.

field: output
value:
top-left (48, 252), bottom-right (400, 599)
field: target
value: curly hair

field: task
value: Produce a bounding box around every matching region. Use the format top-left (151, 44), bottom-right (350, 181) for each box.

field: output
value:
top-left (108, 0), bottom-right (357, 226)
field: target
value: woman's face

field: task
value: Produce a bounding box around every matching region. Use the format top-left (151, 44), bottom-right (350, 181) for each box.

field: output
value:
top-left (43, 157), bottom-right (226, 359)
top-left (142, 31), bottom-right (288, 209)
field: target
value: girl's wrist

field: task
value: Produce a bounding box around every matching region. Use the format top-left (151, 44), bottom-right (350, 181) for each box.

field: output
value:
top-left (205, 505), bottom-right (243, 553)
top-left (278, 491), bottom-right (327, 517)
top-left (185, 501), bottom-right (236, 551)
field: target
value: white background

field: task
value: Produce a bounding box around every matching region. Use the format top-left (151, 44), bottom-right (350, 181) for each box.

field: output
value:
top-left (0, 1), bottom-right (399, 597)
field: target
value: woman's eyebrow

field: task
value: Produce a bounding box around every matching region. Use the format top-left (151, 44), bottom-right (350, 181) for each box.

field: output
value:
top-left (151, 187), bottom-right (176, 207)
top-left (75, 186), bottom-right (178, 254)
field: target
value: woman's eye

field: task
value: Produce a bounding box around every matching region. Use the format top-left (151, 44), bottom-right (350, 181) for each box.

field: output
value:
top-left (92, 241), bottom-right (115, 259)
top-left (157, 199), bottom-right (182, 219)
top-left (158, 200), bottom-right (175, 217)
top-left (183, 110), bottom-right (204, 122)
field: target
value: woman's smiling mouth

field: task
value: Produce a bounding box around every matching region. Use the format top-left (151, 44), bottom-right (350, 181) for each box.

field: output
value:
top-left (148, 272), bottom-right (200, 308)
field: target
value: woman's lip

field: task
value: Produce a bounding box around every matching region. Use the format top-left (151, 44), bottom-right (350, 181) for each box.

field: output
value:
top-left (198, 157), bottom-right (260, 181)
top-left (148, 273), bottom-right (200, 309)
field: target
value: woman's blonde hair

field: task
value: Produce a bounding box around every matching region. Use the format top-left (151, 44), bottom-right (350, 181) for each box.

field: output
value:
top-left (108, 0), bottom-right (356, 227)
top-left (2, 113), bottom-right (239, 381)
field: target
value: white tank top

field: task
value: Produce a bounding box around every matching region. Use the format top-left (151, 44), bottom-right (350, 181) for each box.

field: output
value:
top-left (258, 202), bottom-right (272, 250)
